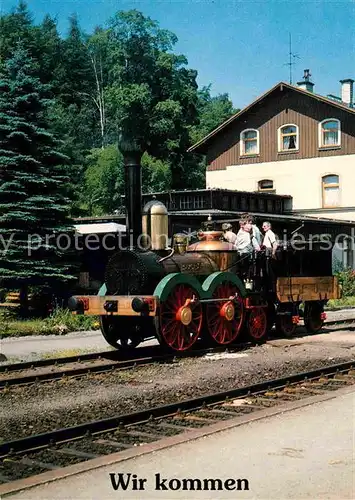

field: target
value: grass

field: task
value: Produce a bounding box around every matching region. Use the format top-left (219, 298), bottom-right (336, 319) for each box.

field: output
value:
top-left (326, 296), bottom-right (355, 310)
top-left (0, 308), bottom-right (100, 338)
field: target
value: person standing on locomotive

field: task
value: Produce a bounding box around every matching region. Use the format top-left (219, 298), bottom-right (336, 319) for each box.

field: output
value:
top-left (235, 219), bottom-right (261, 254)
top-left (233, 219), bottom-right (256, 284)
top-left (251, 217), bottom-right (262, 250)
top-left (222, 222), bottom-right (238, 246)
top-left (238, 214), bottom-right (261, 252)
top-left (262, 221), bottom-right (278, 257)
top-left (262, 221), bottom-right (278, 293)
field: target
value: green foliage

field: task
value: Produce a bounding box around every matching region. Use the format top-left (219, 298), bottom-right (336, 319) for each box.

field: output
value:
top-left (0, 307), bottom-right (99, 337)
top-left (335, 268), bottom-right (355, 297)
top-left (0, 1), bottom-right (35, 63)
top-left (34, 15), bottom-right (63, 85)
top-left (45, 307), bottom-right (99, 333)
top-left (82, 148), bottom-right (172, 214)
top-left (105, 10), bottom-right (199, 188)
top-left (327, 296), bottom-right (355, 310)
top-left (0, 314), bottom-right (53, 336)
top-left (83, 144), bottom-right (124, 215)
top-left (0, 44), bottom-right (75, 293)
top-left (190, 85), bottom-right (238, 144)
top-left (185, 85), bottom-right (237, 189)
top-left (142, 152), bottom-right (171, 193)
top-left (59, 14), bottom-right (94, 105)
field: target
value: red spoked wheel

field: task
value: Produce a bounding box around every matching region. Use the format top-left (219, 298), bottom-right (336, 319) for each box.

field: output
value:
top-left (156, 284), bottom-right (203, 352)
top-left (206, 283), bottom-right (244, 345)
top-left (247, 306), bottom-right (268, 342)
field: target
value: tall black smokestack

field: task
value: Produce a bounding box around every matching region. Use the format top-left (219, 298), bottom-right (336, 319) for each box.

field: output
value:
top-left (119, 136), bottom-right (143, 246)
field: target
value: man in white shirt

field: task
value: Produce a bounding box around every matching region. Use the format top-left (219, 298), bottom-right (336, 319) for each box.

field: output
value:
top-left (240, 213), bottom-right (261, 251)
top-left (262, 221), bottom-right (277, 256)
top-left (235, 220), bottom-right (262, 255)
top-left (252, 223), bottom-right (261, 249)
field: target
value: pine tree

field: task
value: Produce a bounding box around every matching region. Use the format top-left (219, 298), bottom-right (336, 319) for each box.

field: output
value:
top-left (0, 1), bottom-right (35, 63)
top-left (0, 45), bottom-right (76, 311)
top-left (35, 14), bottom-right (63, 87)
top-left (59, 14), bottom-right (95, 105)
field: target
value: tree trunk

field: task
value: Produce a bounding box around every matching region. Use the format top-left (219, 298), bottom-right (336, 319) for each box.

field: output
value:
top-left (19, 284), bottom-right (29, 318)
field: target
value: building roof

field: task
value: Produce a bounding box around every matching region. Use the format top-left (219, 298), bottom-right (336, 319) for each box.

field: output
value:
top-left (188, 81), bottom-right (355, 154)
top-left (142, 187), bottom-right (292, 200)
top-left (170, 209), bottom-right (355, 227)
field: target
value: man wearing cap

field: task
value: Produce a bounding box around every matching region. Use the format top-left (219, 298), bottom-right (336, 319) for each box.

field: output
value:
top-left (222, 223), bottom-right (238, 246)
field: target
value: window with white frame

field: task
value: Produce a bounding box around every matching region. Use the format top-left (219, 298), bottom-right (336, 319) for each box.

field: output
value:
top-left (278, 124), bottom-right (298, 152)
top-left (322, 174), bottom-right (340, 208)
top-left (240, 129), bottom-right (259, 155)
top-left (319, 119), bottom-right (341, 148)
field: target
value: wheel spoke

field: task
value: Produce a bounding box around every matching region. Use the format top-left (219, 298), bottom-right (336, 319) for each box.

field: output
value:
top-left (206, 282), bottom-right (244, 345)
top-left (248, 307), bottom-right (267, 341)
top-left (159, 284), bottom-right (202, 351)
top-left (170, 327), bottom-right (180, 347)
top-left (163, 322), bottom-right (177, 338)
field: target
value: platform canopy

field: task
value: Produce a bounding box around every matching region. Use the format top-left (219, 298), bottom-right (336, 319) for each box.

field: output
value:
top-left (74, 222), bottom-right (126, 235)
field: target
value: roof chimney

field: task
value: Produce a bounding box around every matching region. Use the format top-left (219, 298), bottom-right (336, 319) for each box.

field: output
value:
top-left (339, 79), bottom-right (354, 107)
top-left (297, 69), bottom-right (314, 93)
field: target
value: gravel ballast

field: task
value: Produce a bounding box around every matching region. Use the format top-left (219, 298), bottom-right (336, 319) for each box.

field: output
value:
top-left (1, 326), bottom-right (355, 443)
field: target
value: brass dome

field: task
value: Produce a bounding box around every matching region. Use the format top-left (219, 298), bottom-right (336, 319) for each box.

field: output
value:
top-left (142, 200), bottom-right (168, 215)
top-left (187, 230), bottom-right (235, 251)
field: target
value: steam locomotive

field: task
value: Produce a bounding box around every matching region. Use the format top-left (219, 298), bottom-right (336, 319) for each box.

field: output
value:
top-left (68, 151), bottom-right (340, 352)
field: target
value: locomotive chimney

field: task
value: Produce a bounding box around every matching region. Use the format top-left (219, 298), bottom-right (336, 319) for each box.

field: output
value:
top-left (119, 136), bottom-right (143, 246)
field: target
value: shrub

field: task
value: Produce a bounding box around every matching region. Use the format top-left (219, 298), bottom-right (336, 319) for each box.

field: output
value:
top-left (335, 268), bottom-right (355, 297)
top-left (45, 308), bottom-right (99, 333)
top-left (0, 308), bottom-right (100, 337)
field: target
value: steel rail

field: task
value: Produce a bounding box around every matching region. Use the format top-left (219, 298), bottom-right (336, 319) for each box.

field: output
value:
top-left (1, 318), bottom-right (354, 389)
top-left (0, 350), bottom-right (125, 373)
top-left (1, 359), bottom-right (354, 458)
top-left (0, 355), bottom-right (161, 388)
top-left (0, 344), bottom-right (250, 389)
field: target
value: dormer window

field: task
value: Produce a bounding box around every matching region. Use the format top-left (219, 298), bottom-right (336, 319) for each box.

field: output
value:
top-left (278, 124), bottom-right (299, 152)
top-left (319, 119), bottom-right (341, 148)
top-left (240, 129), bottom-right (259, 156)
top-left (258, 179), bottom-right (274, 192)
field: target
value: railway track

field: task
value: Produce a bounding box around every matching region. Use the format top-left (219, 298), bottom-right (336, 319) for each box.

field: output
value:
top-left (0, 345), bottom-right (166, 389)
top-left (0, 342), bottom-right (260, 389)
top-left (0, 360), bottom-right (354, 487)
top-left (1, 317), bottom-right (354, 389)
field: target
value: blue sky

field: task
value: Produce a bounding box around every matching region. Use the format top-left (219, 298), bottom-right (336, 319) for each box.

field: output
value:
top-left (1, 0), bottom-right (354, 108)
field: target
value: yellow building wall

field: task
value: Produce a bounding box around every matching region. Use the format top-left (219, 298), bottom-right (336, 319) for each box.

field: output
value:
top-left (206, 154), bottom-right (355, 222)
